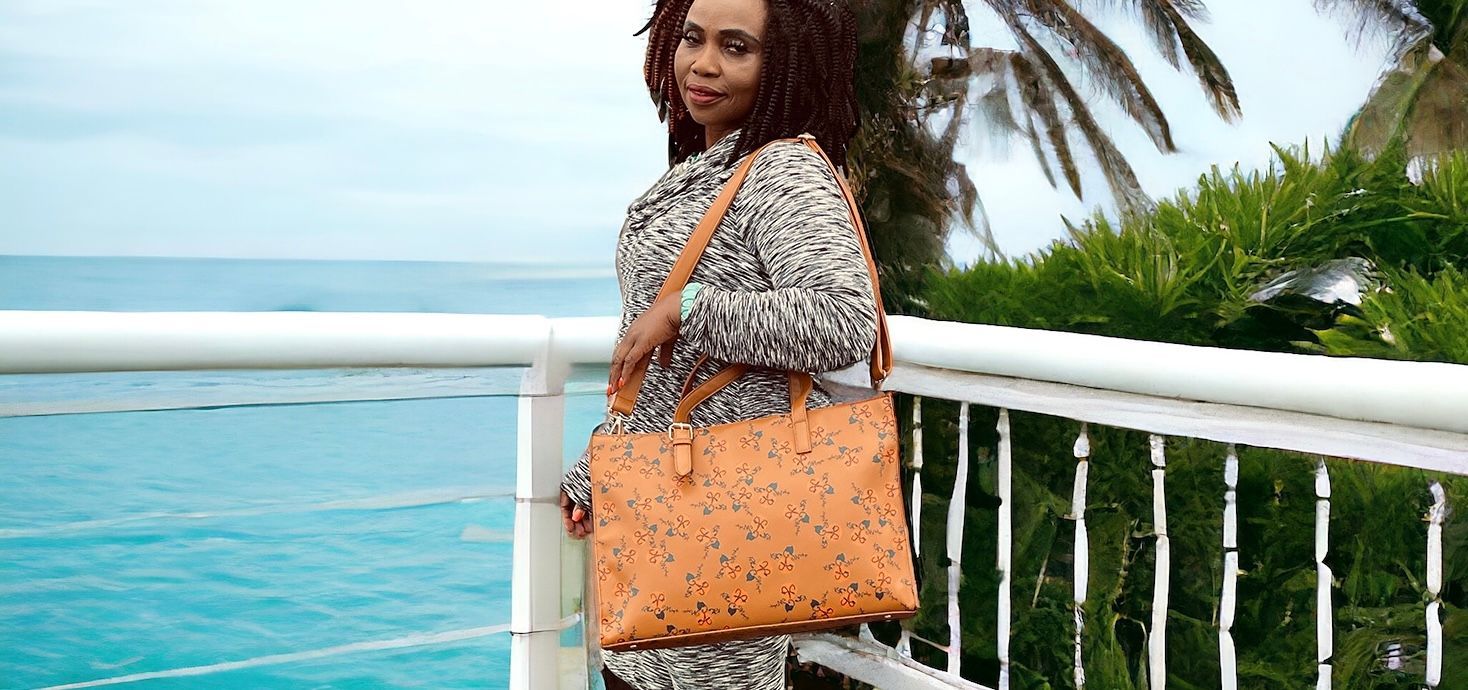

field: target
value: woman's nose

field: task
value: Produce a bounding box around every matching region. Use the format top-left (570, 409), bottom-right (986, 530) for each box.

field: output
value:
top-left (691, 44), bottom-right (720, 77)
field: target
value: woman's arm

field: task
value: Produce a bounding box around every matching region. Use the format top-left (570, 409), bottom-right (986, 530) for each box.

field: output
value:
top-left (561, 447), bottom-right (593, 509)
top-left (678, 141), bottom-right (878, 373)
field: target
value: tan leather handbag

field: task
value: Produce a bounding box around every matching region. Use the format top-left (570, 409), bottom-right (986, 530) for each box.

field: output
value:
top-left (588, 134), bottom-right (917, 652)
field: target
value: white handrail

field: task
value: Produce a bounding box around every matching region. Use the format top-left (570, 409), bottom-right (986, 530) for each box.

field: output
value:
top-left (4, 311), bottom-right (1467, 435)
top-left (886, 316), bottom-right (1468, 435)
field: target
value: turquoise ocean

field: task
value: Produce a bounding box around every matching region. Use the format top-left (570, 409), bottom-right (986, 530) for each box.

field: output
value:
top-left (0, 255), bottom-right (619, 689)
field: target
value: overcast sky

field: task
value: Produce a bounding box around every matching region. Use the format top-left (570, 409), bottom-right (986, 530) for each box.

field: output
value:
top-left (0, 0), bottom-right (1392, 266)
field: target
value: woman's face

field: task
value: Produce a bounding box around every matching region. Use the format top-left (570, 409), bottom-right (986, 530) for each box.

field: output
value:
top-left (673, 0), bottom-right (767, 136)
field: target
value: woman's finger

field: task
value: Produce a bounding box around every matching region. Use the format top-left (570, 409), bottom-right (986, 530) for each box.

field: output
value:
top-left (621, 341), bottom-right (654, 392)
top-left (608, 339), bottom-right (626, 390)
top-left (610, 344), bottom-right (632, 393)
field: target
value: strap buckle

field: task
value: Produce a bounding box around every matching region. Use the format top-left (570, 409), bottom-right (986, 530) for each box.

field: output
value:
top-left (668, 423), bottom-right (696, 478)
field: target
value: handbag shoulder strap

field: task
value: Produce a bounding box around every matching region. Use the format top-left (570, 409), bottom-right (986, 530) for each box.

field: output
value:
top-left (796, 135), bottom-right (894, 385)
top-left (610, 134), bottom-right (892, 418)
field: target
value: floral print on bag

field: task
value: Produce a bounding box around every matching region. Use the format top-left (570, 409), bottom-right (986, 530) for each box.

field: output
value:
top-left (589, 393), bottom-right (917, 650)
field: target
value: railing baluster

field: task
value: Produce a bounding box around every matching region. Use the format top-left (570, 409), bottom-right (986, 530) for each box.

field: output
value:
top-left (997, 408), bottom-right (1013, 690)
top-left (1427, 481), bottom-right (1446, 688)
top-left (1071, 424), bottom-right (1091, 690)
top-left (1220, 444), bottom-right (1239, 690)
top-left (945, 402), bottom-right (972, 675)
top-left (910, 396), bottom-right (924, 560)
top-left (1315, 460), bottom-right (1333, 690)
top-left (899, 396), bottom-right (924, 659)
top-left (1148, 434), bottom-right (1169, 690)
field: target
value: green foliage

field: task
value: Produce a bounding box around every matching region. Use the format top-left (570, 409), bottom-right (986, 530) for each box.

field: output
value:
top-left (1311, 264), bottom-right (1468, 363)
top-left (903, 142), bottom-right (1468, 688)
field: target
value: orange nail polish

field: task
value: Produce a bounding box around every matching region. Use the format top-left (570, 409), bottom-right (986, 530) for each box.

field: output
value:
top-left (618, 377), bottom-right (625, 387)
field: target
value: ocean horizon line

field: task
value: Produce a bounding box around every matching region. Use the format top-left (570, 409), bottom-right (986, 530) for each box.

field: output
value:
top-left (0, 252), bottom-right (613, 268)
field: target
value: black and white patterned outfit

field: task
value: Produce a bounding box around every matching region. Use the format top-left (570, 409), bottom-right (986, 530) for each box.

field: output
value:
top-left (561, 128), bottom-right (879, 690)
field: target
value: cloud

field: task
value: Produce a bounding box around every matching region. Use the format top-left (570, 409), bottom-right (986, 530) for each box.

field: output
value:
top-left (0, 0), bottom-right (668, 261)
top-left (0, 0), bottom-right (1397, 264)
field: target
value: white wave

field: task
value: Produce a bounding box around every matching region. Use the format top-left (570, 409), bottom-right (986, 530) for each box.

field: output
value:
top-left (35, 614), bottom-right (581, 689)
top-left (458, 524), bottom-right (513, 543)
top-left (0, 487), bottom-right (512, 538)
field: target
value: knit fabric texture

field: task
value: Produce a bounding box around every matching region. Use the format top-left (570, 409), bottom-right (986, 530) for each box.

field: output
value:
top-left (562, 129), bottom-right (878, 689)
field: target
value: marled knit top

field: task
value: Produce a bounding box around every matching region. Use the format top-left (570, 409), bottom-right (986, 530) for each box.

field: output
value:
top-left (560, 129), bottom-right (879, 507)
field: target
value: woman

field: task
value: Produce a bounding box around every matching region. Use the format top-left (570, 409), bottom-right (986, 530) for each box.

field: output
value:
top-left (558, 0), bottom-right (874, 687)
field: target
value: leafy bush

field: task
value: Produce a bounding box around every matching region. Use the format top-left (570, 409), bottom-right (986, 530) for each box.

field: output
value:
top-left (895, 143), bottom-right (1468, 688)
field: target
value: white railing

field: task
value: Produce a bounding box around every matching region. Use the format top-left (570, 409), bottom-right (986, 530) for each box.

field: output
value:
top-left (5, 310), bottom-right (1468, 690)
top-left (1, 310), bottom-right (608, 690)
top-left (812, 318), bottom-right (1468, 689)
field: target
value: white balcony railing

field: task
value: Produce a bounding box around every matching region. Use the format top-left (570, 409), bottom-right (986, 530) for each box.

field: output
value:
top-left (4, 310), bottom-right (1467, 690)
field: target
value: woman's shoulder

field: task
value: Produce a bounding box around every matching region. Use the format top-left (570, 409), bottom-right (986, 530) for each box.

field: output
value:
top-left (747, 137), bottom-right (830, 175)
top-left (739, 137), bottom-right (842, 201)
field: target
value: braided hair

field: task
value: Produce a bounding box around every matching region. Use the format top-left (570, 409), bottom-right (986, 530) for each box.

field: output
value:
top-left (634, 0), bottom-right (860, 170)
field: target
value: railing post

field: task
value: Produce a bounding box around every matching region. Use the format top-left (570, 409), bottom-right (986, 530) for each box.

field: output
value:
top-left (997, 408), bottom-right (1013, 690)
top-left (1426, 481), bottom-right (1446, 688)
top-left (900, 396), bottom-right (925, 658)
top-left (1219, 444), bottom-right (1239, 690)
top-left (1148, 435), bottom-right (1169, 690)
top-left (1315, 460), bottom-right (1332, 690)
top-left (945, 402), bottom-right (972, 675)
top-left (1071, 424), bottom-right (1091, 689)
top-left (510, 319), bottom-right (570, 690)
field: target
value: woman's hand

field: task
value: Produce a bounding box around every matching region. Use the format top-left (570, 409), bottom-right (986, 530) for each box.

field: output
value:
top-left (608, 294), bottom-right (683, 394)
top-left (561, 488), bottom-right (593, 539)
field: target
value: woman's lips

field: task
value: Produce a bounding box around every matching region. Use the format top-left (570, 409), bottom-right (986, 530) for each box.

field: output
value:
top-left (686, 86), bottom-right (724, 106)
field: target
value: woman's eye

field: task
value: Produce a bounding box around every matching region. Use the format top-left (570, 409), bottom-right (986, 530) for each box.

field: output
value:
top-left (681, 31), bottom-right (700, 45)
top-left (724, 40), bottom-right (748, 54)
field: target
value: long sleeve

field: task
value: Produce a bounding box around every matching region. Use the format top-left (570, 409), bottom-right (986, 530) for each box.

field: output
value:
top-left (561, 446), bottom-right (593, 508)
top-left (677, 141), bottom-right (878, 373)
top-left (560, 411), bottom-right (617, 508)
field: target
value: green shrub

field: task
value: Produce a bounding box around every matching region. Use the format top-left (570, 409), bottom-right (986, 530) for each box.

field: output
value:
top-left (902, 143), bottom-right (1468, 688)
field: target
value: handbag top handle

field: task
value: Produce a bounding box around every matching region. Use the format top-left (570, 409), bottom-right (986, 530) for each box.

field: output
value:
top-left (609, 133), bottom-right (893, 420)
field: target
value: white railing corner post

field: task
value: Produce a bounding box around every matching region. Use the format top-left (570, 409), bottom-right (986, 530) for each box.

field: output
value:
top-left (511, 318), bottom-right (571, 690)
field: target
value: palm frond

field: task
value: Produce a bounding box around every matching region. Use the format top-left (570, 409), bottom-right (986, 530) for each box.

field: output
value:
top-left (1313, 0), bottom-right (1435, 59)
top-left (1018, 0), bottom-right (1179, 152)
top-left (1010, 51), bottom-right (1085, 196)
top-left (1006, 13), bottom-right (1154, 212)
top-left (1022, 109), bottom-right (1062, 189)
top-left (1071, 0), bottom-right (1242, 120)
top-left (1153, 0), bottom-right (1242, 120)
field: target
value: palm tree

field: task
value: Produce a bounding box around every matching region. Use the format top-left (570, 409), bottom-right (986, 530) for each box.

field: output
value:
top-left (1314, 0), bottom-right (1468, 159)
top-left (849, 0), bottom-right (1241, 305)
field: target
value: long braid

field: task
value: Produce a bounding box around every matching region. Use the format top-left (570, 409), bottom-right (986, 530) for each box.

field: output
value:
top-left (634, 0), bottom-right (861, 171)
